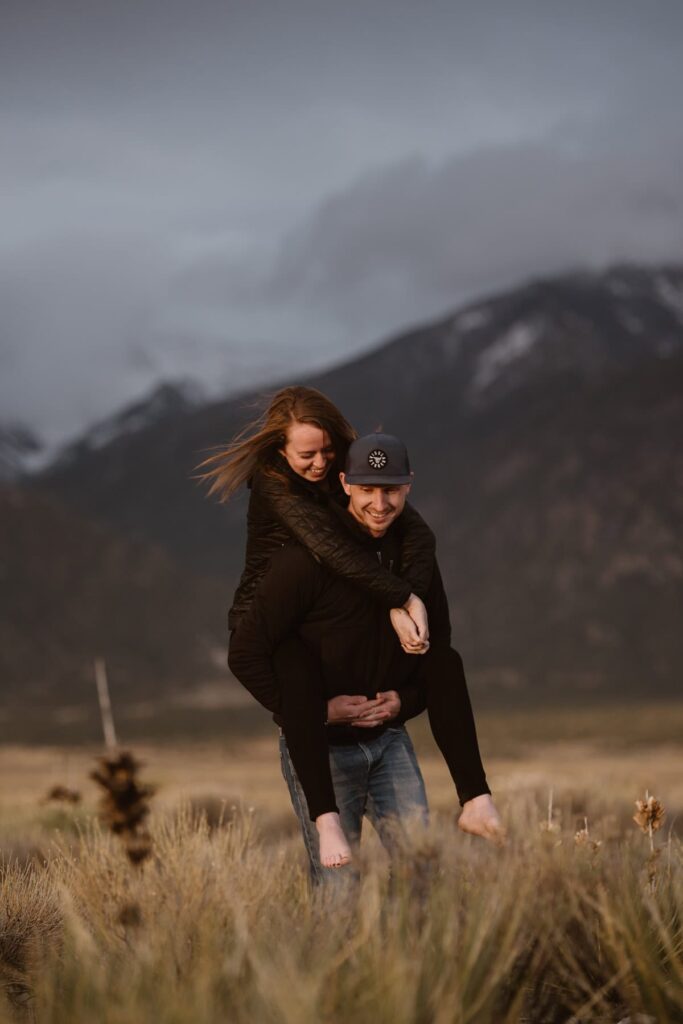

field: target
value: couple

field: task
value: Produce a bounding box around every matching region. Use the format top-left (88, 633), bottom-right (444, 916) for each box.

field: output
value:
top-left (201, 386), bottom-right (503, 879)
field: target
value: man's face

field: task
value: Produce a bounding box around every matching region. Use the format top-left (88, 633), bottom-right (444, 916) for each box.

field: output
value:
top-left (340, 473), bottom-right (412, 537)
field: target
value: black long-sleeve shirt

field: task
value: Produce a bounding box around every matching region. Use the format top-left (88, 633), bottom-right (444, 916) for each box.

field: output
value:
top-left (228, 459), bottom-right (436, 627)
top-left (229, 508), bottom-right (452, 744)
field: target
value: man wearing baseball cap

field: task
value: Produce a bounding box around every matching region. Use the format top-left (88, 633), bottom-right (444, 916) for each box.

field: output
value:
top-left (230, 433), bottom-right (502, 882)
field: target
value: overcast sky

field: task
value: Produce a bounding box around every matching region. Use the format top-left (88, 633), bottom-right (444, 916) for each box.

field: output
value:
top-left (2, 0), bottom-right (683, 445)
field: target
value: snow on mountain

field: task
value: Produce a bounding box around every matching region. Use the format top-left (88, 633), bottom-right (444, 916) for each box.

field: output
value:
top-left (0, 423), bottom-right (43, 481)
top-left (453, 307), bottom-right (492, 332)
top-left (85, 380), bottom-right (205, 452)
top-left (472, 318), bottom-right (544, 392)
top-left (656, 274), bottom-right (683, 325)
top-left (617, 311), bottom-right (644, 334)
top-left (50, 379), bottom-right (205, 471)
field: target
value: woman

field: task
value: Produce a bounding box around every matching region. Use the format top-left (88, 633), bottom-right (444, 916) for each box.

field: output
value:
top-left (200, 386), bottom-right (502, 866)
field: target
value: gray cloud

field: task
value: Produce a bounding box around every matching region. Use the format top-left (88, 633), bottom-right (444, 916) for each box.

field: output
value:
top-left (181, 114), bottom-right (683, 346)
top-left (1, 0), bottom-right (682, 445)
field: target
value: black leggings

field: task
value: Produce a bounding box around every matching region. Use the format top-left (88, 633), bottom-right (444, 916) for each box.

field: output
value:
top-left (274, 635), bottom-right (338, 820)
top-left (273, 638), bottom-right (490, 822)
top-left (417, 645), bottom-right (490, 807)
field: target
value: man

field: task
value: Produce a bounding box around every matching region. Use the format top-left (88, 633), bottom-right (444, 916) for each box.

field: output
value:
top-left (229, 433), bottom-right (502, 882)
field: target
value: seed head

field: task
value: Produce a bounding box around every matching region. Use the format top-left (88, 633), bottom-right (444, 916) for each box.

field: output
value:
top-left (633, 794), bottom-right (666, 835)
top-left (574, 817), bottom-right (601, 852)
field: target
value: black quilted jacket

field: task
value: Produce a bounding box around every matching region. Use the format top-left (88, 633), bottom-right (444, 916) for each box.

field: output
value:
top-left (228, 456), bottom-right (436, 627)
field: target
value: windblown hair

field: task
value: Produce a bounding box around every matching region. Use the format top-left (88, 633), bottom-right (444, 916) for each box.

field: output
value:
top-left (196, 385), bottom-right (356, 501)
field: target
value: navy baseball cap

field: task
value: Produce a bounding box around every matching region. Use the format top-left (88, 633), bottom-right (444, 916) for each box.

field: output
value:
top-left (344, 433), bottom-right (412, 485)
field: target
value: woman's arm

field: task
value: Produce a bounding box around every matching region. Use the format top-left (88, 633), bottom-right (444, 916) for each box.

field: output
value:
top-left (391, 503), bottom-right (437, 647)
top-left (399, 503), bottom-right (437, 600)
top-left (255, 470), bottom-right (413, 608)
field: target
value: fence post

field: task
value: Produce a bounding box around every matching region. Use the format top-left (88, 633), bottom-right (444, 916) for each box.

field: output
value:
top-left (94, 657), bottom-right (118, 750)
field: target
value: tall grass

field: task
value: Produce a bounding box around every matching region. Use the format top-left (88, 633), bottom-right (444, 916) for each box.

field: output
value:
top-left (1, 794), bottom-right (681, 1024)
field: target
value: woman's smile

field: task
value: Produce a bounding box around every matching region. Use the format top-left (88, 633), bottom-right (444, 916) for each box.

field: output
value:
top-left (280, 422), bottom-right (336, 482)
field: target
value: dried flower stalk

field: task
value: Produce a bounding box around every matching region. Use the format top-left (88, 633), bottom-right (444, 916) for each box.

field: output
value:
top-left (90, 751), bottom-right (155, 867)
top-left (539, 787), bottom-right (561, 838)
top-left (633, 791), bottom-right (666, 893)
top-left (633, 793), bottom-right (666, 841)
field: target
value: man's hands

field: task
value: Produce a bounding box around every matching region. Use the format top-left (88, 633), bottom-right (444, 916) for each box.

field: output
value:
top-left (390, 593), bottom-right (430, 654)
top-left (326, 695), bottom-right (372, 725)
top-left (326, 691), bottom-right (402, 728)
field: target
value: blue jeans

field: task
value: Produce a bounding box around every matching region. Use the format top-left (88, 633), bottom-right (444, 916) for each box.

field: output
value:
top-left (279, 725), bottom-right (429, 885)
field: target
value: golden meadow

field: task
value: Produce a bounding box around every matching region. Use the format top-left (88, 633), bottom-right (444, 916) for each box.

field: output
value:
top-left (1, 705), bottom-right (682, 1023)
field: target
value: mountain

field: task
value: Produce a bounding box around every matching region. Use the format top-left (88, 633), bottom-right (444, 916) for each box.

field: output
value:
top-left (30, 263), bottom-right (683, 703)
top-left (52, 379), bottom-right (205, 465)
top-left (0, 486), bottom-right (226, 705)
top-left (0, 423), bottom-right (43, 482)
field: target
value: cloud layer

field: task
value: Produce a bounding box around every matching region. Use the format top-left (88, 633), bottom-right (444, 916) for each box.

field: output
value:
top-left (1, 0), bottom-right (682, 444)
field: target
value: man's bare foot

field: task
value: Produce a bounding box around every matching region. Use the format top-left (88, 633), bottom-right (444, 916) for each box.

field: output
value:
top-left (316, 812), bottom-right (352, 867)
top-left (458, 795), bottom-right (507, 845)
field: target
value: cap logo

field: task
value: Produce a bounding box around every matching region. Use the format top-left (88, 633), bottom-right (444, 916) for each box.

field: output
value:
top-left (367, 449), bottom-right (387, 470)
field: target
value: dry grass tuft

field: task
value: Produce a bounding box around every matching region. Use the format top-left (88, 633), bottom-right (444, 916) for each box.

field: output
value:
top-left (0, 863), bottom-right (62, 1018)
top-left (0, 797), bottom-right (679, 1023)
top-left (0, 731), bottom-right (681, 1023)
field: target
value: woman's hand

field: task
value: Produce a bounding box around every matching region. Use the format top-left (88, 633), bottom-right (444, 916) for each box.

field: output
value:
top-left (390, 601), bottom-right (430, 655)
top-left (404, 593), bottom-right (429, 642)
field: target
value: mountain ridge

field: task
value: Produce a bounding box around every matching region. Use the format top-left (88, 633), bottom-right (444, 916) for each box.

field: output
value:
top-left (20, 261), bottom-right (683, 703)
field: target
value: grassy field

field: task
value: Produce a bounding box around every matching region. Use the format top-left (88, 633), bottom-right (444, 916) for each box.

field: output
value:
top-left (1, 706), bottom-right (682, 1022)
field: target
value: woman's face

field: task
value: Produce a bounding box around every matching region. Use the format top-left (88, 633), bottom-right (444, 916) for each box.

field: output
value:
top-left (280, 421), bottom-right (336, 483)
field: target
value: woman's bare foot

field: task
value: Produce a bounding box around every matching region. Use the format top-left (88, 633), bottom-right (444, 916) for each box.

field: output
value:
top-left (458, 795), bottom-right (507, 845)
top-left (316, 812), bottom-right (352, 867)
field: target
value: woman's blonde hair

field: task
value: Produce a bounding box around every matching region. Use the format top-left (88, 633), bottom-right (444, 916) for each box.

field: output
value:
top-left (197, 385), bottom-right (356, 501)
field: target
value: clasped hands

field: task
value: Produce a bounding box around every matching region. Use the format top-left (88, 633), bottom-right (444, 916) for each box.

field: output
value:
top-left (390, 592), bottom-right (430, 655)
top-left (325, 596), bottom-right (428, 726)
top-left (326, 691), bottom-right (402, 728)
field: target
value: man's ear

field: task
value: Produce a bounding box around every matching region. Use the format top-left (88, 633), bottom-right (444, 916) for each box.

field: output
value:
top-left (339, 471), bottom-right (352, 496)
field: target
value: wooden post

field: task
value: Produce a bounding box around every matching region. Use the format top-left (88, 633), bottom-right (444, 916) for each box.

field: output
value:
top-left (94, 657), bottom-right (118, 750)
